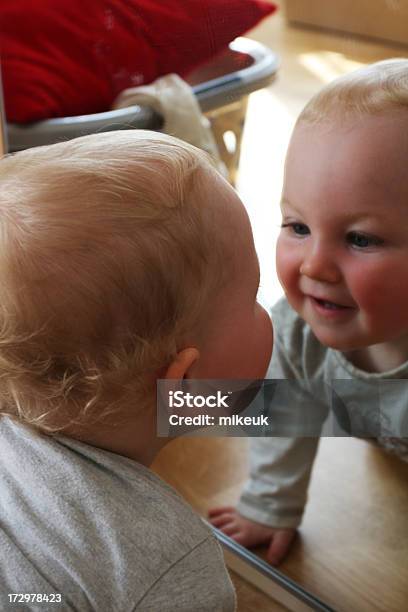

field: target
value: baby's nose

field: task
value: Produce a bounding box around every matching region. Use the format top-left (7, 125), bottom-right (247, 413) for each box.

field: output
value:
top-left (299, 244), bottom-right (341, 284)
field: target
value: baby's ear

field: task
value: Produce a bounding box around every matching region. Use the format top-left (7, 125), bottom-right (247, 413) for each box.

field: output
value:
top-left (164, 348), bottom-right (200, 380)
top-left (157, 348), bottom-right (200, 434)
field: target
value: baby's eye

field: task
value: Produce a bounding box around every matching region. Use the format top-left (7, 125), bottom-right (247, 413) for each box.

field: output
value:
top-left (347, 231), bottom-right (383, 249)
top-left (281, 222), bottom-right (310, 236)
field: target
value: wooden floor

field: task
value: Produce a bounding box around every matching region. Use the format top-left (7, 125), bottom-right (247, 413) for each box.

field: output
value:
top-left (155, 9), bottom-right (408, 612)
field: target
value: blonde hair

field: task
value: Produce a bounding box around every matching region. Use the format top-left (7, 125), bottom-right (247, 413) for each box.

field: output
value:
top-left (0, 130), bottom-right (227, 433)
top-left (299, 58), bottom-right (408, 124)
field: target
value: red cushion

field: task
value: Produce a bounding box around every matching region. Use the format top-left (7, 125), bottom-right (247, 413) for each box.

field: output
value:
top-left (0, 0), bottom-right (276, 124)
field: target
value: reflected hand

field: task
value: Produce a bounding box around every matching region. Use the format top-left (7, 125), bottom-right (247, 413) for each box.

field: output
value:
top-left (208, 506), bottom-right (296, 566)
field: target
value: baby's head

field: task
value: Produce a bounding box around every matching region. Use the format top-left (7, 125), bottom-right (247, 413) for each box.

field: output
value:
top-left (0, 131), bottom-right (272, 438)
top-left (277, 59), bottom-right (408, 359)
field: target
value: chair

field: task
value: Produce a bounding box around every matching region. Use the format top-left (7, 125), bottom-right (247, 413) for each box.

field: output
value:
top-left (2, 38), bottom-right (279, 183)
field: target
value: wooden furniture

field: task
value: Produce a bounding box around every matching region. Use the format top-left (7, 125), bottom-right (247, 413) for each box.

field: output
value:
top-left (153, 436), bottom-right (408, 611)
top-left (283, 0), bottom-right (408, 47)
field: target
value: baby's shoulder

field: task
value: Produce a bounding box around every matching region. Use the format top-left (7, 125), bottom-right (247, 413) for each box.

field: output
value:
top-left (0, 421), bottom-right (223, 609)
top-left (58, 436), bottom-right (213, 555)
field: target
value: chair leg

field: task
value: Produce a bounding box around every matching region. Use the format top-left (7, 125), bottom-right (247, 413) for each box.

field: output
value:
top-left (205, 96), bottom-right (249, 187)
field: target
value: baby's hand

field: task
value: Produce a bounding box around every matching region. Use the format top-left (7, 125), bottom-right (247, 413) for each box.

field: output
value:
top-left (208, 506), bottom-right (296, 566)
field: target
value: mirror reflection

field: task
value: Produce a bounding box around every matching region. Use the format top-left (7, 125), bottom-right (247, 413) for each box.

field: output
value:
top-left (155, 3), bottom-right (408, 611)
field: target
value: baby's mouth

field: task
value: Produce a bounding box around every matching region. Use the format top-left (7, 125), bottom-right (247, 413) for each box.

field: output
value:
top-left (312, 297), bottom-right (351, 310)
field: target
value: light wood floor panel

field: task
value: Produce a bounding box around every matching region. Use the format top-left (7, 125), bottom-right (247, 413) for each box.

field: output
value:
top-left (153, 437), bottom-right (408, 611)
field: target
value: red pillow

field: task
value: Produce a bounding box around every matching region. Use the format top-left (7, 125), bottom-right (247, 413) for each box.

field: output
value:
top-left (0, 0), bottom-right (276, 124)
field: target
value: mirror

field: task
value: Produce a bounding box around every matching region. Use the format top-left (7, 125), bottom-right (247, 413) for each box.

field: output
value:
top-left (154, 3), bottom-right (408, 610)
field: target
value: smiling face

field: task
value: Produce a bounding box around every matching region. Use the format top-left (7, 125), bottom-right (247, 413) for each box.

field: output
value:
top-left (276, 113), bottom-right (408, 360)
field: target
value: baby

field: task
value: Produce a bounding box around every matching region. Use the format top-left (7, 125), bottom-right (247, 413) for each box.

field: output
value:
top-left (0, 131), bottom-right (273, 610)
top-left (210, 58), bottom-right (408, 565)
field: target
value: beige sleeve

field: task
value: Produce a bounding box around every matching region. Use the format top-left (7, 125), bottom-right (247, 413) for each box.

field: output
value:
top-left (237, 436), bottom-right (319, 528)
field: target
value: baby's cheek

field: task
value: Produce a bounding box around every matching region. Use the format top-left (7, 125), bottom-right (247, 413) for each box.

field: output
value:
top-left (276, 240), bottom-right (300, 294)
top-left (348, 262), bottom-right (403, 312)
